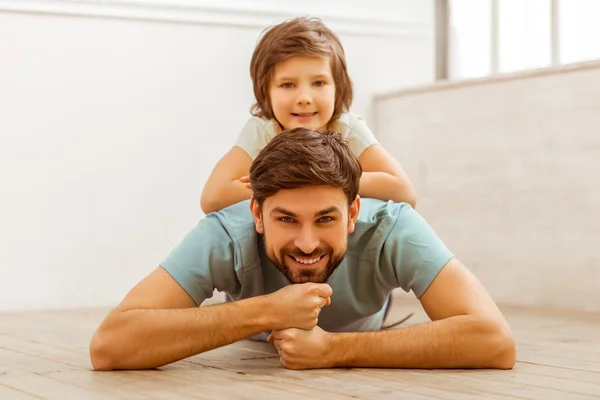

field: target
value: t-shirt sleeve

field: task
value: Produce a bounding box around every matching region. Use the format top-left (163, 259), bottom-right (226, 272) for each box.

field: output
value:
top-left (233, 117), bottom-right (272, 160)
top-left (381, 205), bottom-right (455, 298)
top-left (159, 215), bottom-right (241, 306)
top-left (343, 114), bottom-right (379, 158)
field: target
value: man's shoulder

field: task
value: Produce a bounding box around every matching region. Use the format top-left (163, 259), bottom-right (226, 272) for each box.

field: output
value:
top-left (206, 200), bottom-right (256, 237)
top-left (196, 201), bottom-right (262, 276)
top-left (355, 198), bottom-right (411, 225)
top-left (348, 199), bottom-right (417, 258)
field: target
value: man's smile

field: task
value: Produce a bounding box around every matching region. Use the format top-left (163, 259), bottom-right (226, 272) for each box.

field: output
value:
top-left (287, 254), bottom-right (326, 267)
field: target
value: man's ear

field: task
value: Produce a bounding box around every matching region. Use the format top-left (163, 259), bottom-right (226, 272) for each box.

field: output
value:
top-left (347, 195), bottom-right (360, 234)
top-left (249, 197), bottom-right (264, 234)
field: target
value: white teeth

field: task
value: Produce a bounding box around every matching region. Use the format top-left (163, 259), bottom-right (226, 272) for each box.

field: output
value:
top-left (293, 256), bottom-right (321, 264)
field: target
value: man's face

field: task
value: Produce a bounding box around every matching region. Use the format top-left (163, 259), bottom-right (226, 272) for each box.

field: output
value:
top-left (251, 186), bottom-right (360, 284)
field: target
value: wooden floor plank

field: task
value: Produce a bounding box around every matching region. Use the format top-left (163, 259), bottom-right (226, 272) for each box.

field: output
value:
top-left (1, 299), bottom-right (599, 400)
top-left (364, 369), bottom-right (597, 400)
top-left (0, 336), bottom-right (91, 370)
top-left (179, 359), bottom-right (441, 400)
top-left (0, 384), bottom-right (44, 400)
top-left (0, 367), bottom-right (122, 400)
top-left (517, 353), bottom-right (600, 373)
top-left (517, 344), bottom-right (600, 363)
top-left (431, 368), bottom-right (600, 398)
top-left (320, 370), bottom-right (517, 400)
top-left (514, 361), bottom-right (600, 380)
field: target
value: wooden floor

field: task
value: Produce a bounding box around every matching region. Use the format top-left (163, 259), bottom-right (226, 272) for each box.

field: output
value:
top-left (1, 298), bottom-right (599, 400)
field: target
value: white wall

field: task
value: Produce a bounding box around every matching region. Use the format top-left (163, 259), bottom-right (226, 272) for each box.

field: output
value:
top-left (374, 61), bottom-right (600, 312)
top-left (0, 0), bottom-right (435, 311)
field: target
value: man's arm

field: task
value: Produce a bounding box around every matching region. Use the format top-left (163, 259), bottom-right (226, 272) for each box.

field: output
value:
top-left (90, 267), bottom-right (332, 371)
top-left (270, 258), bottom-right (515, 370)
top-left (90, 267), bottom-right (271, 370)
top-left (328, 258), bottom-right (515, 369)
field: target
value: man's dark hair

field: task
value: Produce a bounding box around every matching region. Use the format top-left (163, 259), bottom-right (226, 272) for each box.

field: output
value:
top-left (249, 128), bottom-right (362, 207)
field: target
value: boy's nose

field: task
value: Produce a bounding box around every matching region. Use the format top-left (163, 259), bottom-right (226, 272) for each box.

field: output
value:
top-left (296, 88), bottom-right (313, 104)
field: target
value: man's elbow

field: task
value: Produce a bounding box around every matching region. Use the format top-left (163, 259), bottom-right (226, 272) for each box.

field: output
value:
top-left (89, 319), bottom-right (129, 371)
top-left (89, 331), bottom-right (117, 371)
top-left (496, 333), bottom-right (516, 369)
top-left (487, 323), bottom-right (516, 369)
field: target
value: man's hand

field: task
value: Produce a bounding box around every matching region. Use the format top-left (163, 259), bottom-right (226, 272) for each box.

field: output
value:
top-left (268, 327), bottom-right (331, 370)
top-left (267, 283), bottom-right (332, 331)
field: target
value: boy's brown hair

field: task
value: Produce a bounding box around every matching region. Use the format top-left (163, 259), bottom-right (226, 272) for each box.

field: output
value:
top-left (249, 128), bottom-right (362, 207)
top-left (249, 17), bottom-right (353, 124)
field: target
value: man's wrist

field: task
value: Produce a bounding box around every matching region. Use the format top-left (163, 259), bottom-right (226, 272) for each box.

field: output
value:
top-left (234, 294), bottom-right (278, 332)
top-left (325, 332), bottom-right (353, 367)
top-left (246, 294), bottom-right (279, 332)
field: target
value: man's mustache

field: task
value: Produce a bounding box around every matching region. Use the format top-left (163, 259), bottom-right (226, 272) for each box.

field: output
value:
top-left (283, 247), bottom-right (331, 258)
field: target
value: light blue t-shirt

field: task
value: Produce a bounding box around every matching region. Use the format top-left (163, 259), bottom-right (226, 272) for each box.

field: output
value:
top-left (160, 199), bottom-right (454, 336)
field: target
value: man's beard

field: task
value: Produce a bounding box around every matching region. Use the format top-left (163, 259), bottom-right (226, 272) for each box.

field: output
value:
top-left (262, 237), bottom-right (346, 284)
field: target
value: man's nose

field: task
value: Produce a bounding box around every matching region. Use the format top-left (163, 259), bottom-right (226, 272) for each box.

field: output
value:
top-left (294, 227), bottom-right (319, 255)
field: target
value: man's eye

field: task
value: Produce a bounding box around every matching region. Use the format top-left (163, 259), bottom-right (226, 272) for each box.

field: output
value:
top-left (318, 216), bottom-right (333, 223)
top-left (279, 217), bottom-right (294, 222)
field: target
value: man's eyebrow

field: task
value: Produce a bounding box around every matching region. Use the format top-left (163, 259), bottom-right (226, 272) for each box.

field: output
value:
top-left (270, 206), bottom-right (341, 218)
top-left (270, 207), bottom-right (297, 217)
top-left (315, 207), bottom-right (341, 217)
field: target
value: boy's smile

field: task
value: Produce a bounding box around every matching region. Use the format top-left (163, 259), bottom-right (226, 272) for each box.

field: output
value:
top-left (269, 55), bottom-right (336, 132)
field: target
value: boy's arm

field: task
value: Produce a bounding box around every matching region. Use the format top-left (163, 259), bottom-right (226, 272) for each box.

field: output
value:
top-left (358, 144), bottom-right (417, 208)
top-left (270, 259), bottom-right (515, 370)
top-left (200, 146), bottom-right (253, 214)
top-left (90, 267), bottom-right (332, 370)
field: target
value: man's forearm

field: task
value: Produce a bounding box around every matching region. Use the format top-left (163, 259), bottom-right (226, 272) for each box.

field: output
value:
top-left (90, 296), bottom-right (272, 370)
top-left (328, 315), bottom-right (515, 369)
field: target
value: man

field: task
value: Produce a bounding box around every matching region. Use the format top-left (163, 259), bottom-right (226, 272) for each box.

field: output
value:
top-left (90, 129), bottom-right (515, 371)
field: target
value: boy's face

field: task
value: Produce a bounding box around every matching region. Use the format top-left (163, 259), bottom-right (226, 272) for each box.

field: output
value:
top-left (269, 55), bottom-right (336, 131)
top-left (250, 186), bottom-right (359, 284)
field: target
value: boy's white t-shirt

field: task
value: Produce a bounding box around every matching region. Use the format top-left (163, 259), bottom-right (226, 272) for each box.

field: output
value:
top-left (233, 111), bottom-right (379, 160)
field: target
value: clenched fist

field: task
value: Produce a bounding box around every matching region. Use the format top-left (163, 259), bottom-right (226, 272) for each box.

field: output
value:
top-left (268, 326), bottom-right (332, 370)
top-left (267, 283), bottom-right (332, 331)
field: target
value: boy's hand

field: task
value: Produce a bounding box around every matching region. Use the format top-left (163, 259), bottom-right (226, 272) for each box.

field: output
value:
top-left (239, 176), bottom-right (252, 189)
